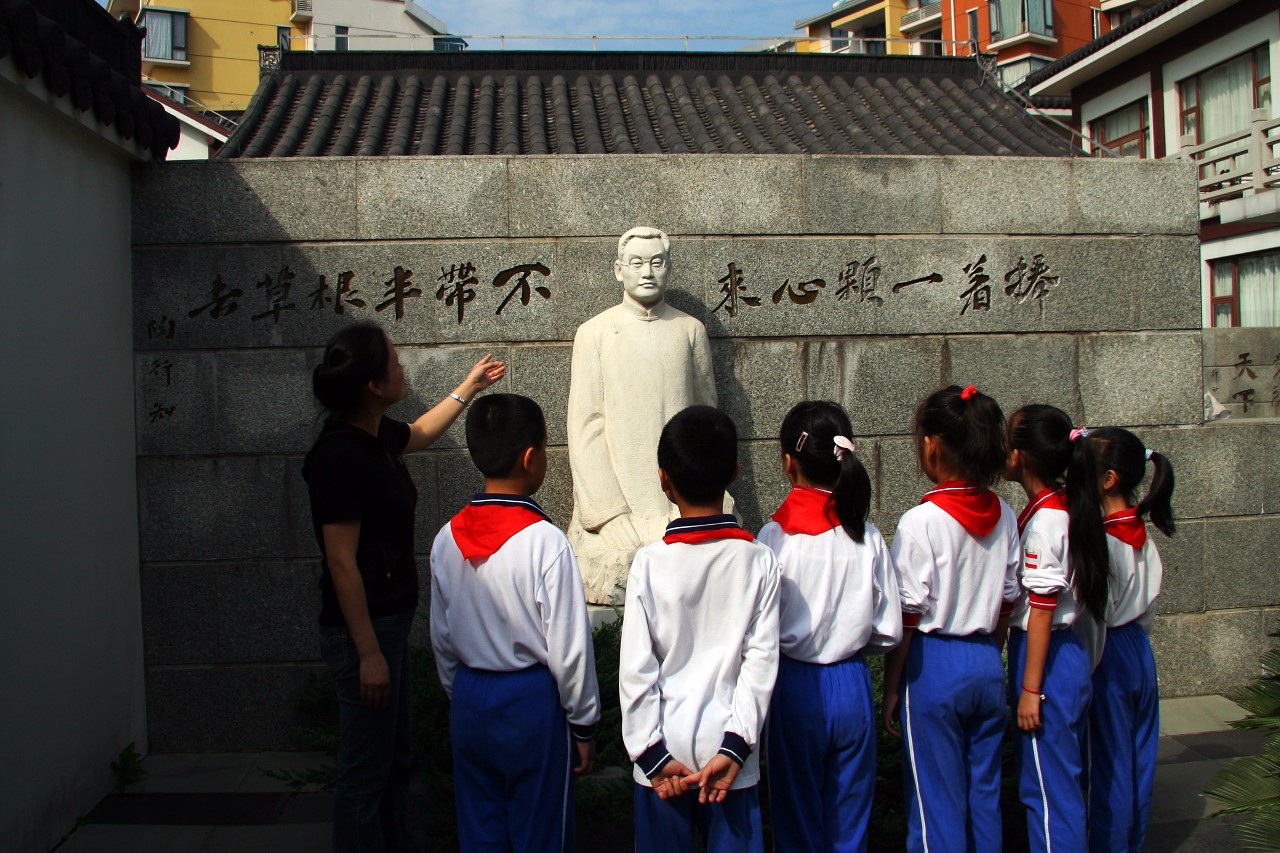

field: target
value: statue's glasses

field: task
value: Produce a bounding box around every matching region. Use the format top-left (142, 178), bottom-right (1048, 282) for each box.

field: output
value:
top-left (625, 257), bottom-right (667, 270)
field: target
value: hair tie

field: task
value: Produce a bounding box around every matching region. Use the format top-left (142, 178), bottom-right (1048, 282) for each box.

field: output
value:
top-left (1145, 448), bottom-right (1153, 461)
top-left (1069, 426), bottom-right (1089, 441)
top-left (960, 384), bottom-right (978, 401)
top-left (795, 431), bottom-right (809, 453)
top-left (833, 436), bottom-right (856, 461)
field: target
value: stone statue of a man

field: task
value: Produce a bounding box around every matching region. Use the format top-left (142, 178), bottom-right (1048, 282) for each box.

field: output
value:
top-left (567, 227), bottom-right (721, 604)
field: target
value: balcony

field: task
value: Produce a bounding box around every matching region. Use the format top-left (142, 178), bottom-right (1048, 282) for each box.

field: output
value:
top-left (900, 3), bottom-right (942, 32)
top-left (291, 0), bottom-right (313, 22)
top-left (1174, 111), bottom-right (1280, 222)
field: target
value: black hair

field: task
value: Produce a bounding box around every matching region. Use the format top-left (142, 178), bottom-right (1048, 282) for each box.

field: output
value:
top-left (657, 405), bottom-right (738, 506)
top-left (465, 394), bottom-right (547, 478)
top-left (312, 323), bottom-right (390, 414)
top-left (778, 400), bottom-right (871, 543)
top-left (1090, 427), bottom-right (1176, 537)
top-left (1007, 405), bottom-right (1111, 619)
top-left (912, 385), bottom-right (1007, 490)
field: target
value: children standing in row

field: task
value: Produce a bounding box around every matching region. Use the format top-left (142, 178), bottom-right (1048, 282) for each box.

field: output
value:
top-left (1087, 428), bottom-right (1174, 853)
top-left (882, 385), bottom-right (1022, 853)
top-left (758, 401), bottom-right (901, 852)
top-left (1004, 405), bottom-right (1111, 853)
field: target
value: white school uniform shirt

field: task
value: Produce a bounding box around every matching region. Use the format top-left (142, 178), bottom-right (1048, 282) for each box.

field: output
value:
top-left (1103, 511), bottom-right (1163, 632)
top-left (619, 515), bottom-right (780, 789)
top-left (891, 497), bottom-right (1021, 635)
top-left (429, 494), bottom-right (601, 733)
top-left (1010, 489), bottom-right (1084, 631)
top-left (758, 509), bottom-right (901, 662)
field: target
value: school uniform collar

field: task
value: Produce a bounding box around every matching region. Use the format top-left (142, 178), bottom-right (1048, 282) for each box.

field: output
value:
top-left (920, 481), bottom-right (1002, 538)
top-left (1104, 507), bottom-right (1147, 549)
top-left (771, 486), bottom-right (840, 536)
top-left (450, 493), bottom-right (551, 562)
top-left (662, 514), bottom-right (754, 545)
top-left (1016, 486), bottom-right (1067, 535)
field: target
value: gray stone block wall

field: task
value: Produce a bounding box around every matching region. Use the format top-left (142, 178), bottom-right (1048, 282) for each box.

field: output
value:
top-left (131, 154), bottom-right (1277, 749)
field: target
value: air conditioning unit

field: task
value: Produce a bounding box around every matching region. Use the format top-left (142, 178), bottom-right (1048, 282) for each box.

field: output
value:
top-left (291, 0), bottom-right (313, 22)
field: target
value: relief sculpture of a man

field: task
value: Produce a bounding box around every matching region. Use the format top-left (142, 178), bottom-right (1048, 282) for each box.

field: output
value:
top-left (567, 227), bottom-right (725, 604)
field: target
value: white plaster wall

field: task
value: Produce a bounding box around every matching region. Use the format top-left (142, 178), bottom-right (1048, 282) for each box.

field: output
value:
top-left (0, 82), bottom-right (146, 853)
top-left (311, 0), bottom-right (443, 51)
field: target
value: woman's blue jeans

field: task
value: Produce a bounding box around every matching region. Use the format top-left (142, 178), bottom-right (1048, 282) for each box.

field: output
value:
top-left (319, 611), bottom-right (419, 853)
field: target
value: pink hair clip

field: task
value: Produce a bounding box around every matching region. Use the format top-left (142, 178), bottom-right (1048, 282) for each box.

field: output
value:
top-left (795, 431), bottom-right (809, 452)
top-left (1145, 448), bottom-right (1154, 461)
top-left (960, 384), bottom-right (978, 401)
top-left (833, 436), bottom-right (856, 461)
top-left (1069, 426), bottom-right (1089, 442)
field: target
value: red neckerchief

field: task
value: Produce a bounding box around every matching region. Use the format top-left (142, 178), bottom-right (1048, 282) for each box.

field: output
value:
top-left (450, 494), bottom-right (550, 562)
top-left (1016, 487), bottom-right (1068, 535)
top-left (1104, 508), bottom-right (1147, 549)
top-left (771, 486), bottom-right (839, 535)
top-left (662, 514), bottom-right (755, 545)
top-left (921, 481), bottom-right (1001, 537)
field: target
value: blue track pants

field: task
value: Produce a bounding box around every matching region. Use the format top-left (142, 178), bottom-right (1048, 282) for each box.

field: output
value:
top-left (1088, 622), bottom-right (1158, 853)
top-left (634, 783), bottom-right (762, 853)
top-left (1009, 628), bottom-right (1092, 853)
top-left (766, 653), bottom-right (875, 853)
top-left (900, 632), bottom-right (1005, 853)
top-left (451, 665), bottom-right (574, 853)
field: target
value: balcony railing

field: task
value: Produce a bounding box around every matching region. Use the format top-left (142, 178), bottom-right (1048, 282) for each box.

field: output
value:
top-left (901, 3), bottom-right (943, 28)
top-left (1174, 111), bottom-right (1280, 211)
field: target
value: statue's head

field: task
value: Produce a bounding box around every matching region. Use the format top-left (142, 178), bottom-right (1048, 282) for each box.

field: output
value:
top-left (614, 226), bottom-right (671, 307)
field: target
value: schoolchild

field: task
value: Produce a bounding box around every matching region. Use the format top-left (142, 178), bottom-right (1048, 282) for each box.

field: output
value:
top-left (619, 405), bottom-right (780, 853)
top-left (758, 400), bottom-right (901, 853)
top-left (429, 393), bottom-right (601, 853)
top-left (1086, 427), bottom-right (1173, 853)
top-left (882, 384), bottom-right (1021, 853)
top-left (1004, 405), bottom-right (1112, 853)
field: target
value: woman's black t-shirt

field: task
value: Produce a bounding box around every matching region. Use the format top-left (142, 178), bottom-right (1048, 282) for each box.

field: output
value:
top-left (302, 417), bottom-right (419, 627)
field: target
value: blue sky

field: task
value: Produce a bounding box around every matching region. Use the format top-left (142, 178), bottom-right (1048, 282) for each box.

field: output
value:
top-left (100, 1), bottom-right (815, 52)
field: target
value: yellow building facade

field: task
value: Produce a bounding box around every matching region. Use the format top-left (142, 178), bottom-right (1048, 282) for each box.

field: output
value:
top-left (794, 0), bottom-right (912, 57)
top-left (108, 1), bottom-right (304, 114)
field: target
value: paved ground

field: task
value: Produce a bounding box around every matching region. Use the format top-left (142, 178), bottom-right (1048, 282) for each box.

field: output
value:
top-left (54, 695), bottom-right (1262, 852)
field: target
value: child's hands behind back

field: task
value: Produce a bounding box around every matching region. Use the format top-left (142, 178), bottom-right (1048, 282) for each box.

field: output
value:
top-left (683, 755), bottom-right (740, 804)
top-left (652, 759), bottom-right (694, 799)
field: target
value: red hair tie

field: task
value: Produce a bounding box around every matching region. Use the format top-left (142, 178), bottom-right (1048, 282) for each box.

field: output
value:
top-left (960, 384), bottom-right (978, 401)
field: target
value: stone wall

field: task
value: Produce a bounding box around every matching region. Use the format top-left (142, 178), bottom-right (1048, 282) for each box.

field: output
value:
top-left (132, 154), bottom-right (1278, 750)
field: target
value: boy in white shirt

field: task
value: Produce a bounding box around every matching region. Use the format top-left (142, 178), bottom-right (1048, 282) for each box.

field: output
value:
top-left (619, 405), bottom-right (780, 853)
top-left (430, 394), bottom-right (600, 853)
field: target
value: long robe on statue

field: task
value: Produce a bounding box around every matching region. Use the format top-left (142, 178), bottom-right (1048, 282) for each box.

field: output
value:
top-left (567, 295), bottom-right (722, 604)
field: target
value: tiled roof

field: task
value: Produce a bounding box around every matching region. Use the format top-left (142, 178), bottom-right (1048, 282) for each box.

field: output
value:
top-left (1020, 0), bottom-right (1188, 93)
top-left (0, 0), bottom-right (179, 159)
top-left (219, 51), bottom-right (1077, 158)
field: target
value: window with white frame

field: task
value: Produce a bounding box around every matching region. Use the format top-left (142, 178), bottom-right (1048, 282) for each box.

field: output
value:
top-left (1178, 44), bottom-right (1271, 145)
top-left (830, 27), bottom-right (850, 52)
top-left (142, 9), bottom-right (188, 62)
top-left (967, 9), bottom-right (979, 53)
top-left (1211, 251), bottom-right (1280, 327)
top-left (1089, 99), bottom-right (1147, 157)
top-left (1092, 8), bottom-right (1102, 40)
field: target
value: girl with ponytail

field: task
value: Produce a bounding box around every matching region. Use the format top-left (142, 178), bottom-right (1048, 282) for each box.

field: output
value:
top-left (883, 384), bottom-right (1021, 853)
top-left (1004, 405), bottom-right (1110, 853)
top-left (758, 401), bottom-right (902, 852)
top-left (1086, 427), bottom-right (1174, 853)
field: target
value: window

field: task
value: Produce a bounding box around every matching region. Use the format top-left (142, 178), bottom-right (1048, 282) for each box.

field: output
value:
top-left (278, 26), bottom-right (291, 51)
top-left (990, 0), bottom-right (1053, 41)
top-left (1091, 8), bottom-right (1102, 40)
top-left (830, 27), bottom-right (850, 52)
top-left (1211, 252), bottom-right (1280, 327)
top-left (335, 25), bottom-right (348, 52)
top-left (864, 24), bottom-right (887, 55)
top-left (917, 28), bottom-right (943, 56)
top-left (141, 9), bottom-right (188, 62)
top-left (145, 81), bottom-right (188, 104)
top-left (1179, 45), bottom-right (1271, 145)
top-left (967, 9), bottom-right (979, 54)
top-left (1089, 100), bottom-right (1147, 157)
top-left (988, 1), bottom-right (1000, 41)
